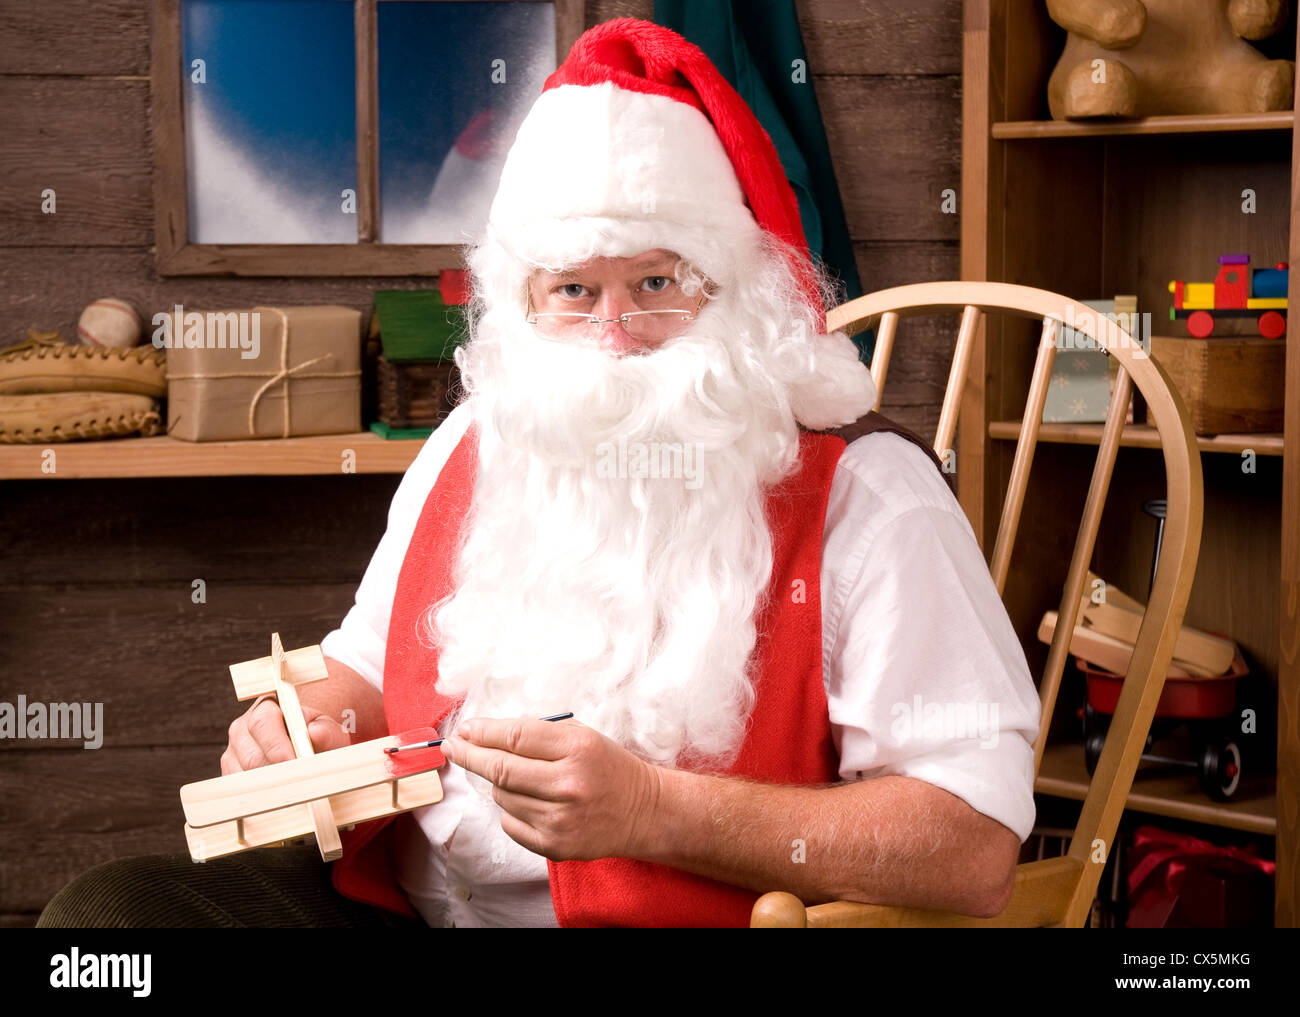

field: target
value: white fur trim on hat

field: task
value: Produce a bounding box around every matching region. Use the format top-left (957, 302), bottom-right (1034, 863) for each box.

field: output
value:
top-left (487, 82), bottom-right (760, 284)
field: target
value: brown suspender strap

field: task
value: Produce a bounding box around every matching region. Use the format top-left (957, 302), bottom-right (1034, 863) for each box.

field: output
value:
top-left (816, 410), bottom-right (955, 494)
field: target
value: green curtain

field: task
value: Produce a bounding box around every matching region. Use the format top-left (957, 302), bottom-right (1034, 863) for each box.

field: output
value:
top-left (652, 0), bottom-right (874, 362)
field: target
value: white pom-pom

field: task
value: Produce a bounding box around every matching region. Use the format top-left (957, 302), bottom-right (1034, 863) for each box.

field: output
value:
top-left (788, 332), bottom-right (878, 430)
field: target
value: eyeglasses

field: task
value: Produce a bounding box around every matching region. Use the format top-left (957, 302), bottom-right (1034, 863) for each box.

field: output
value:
top-left (526, 291), bottom-right (706, 342)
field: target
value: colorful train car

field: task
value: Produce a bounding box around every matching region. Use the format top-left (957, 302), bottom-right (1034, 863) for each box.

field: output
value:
top-left (1168, 254), bottom-right (1288, 339)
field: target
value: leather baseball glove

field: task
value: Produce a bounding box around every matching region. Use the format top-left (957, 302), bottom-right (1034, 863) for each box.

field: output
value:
top-left (0, 391), bottom-right (163, 444)
top-left (0, 333), bottom-right (166, 398)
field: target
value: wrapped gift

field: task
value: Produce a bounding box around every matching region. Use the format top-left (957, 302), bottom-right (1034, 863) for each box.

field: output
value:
top-left (166, 305), bottom-right (361, 441)
top-left (1042, 297), bottom-right (1136, 424)
top-left (1125, 825), bottom-right (1274, 927)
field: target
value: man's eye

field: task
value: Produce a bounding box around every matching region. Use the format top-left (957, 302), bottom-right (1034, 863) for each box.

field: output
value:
top-left (557, 283), bottom-right (588, 299)
top-left (643, 276), bottom-right (672, 293)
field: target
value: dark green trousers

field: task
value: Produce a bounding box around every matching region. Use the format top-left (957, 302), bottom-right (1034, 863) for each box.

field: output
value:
top-left (36, 845), bottom-right (425, 929)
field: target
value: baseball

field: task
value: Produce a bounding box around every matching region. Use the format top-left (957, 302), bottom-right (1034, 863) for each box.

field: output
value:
top-left (77, 298), bottom-right (143, 349)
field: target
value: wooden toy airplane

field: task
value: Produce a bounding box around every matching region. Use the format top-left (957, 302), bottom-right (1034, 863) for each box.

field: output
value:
top-left (179, 633), bottom-right (444, 863)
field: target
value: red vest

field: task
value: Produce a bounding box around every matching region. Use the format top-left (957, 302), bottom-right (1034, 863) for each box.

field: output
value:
top-left (331, 422), bottom-right (849, 926)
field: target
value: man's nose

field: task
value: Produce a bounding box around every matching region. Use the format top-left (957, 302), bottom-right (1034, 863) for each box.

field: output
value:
top-left (591, 287), bottom-right (638, 324)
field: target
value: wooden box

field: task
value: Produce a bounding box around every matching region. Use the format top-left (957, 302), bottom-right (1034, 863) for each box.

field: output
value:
top-left (376, 357), bottom-right (460, 429)
top-left (1145, 335), bottom-right (1285, 435)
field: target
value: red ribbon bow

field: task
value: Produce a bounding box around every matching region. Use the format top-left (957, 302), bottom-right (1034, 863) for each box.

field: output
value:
top-left (1127, 825), bottom-right (1275, 901)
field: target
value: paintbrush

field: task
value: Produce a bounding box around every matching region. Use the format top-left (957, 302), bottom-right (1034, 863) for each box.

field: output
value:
top-left (384, 712), bottom-right (574, 754)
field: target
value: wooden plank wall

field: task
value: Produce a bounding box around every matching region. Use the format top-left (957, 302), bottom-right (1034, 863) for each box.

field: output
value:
top-left (0, 0), bottom-right (962, 925)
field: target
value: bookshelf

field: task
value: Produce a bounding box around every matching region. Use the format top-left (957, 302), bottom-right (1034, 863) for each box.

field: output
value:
top-left (962, 2), bottom-right (1298, 924)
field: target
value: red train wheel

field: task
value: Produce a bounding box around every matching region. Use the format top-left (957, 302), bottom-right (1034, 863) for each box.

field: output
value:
top-left (1186, 311), bottom-right (1215, 338)
top-left (1258, 310), bottom-right (1286, 339)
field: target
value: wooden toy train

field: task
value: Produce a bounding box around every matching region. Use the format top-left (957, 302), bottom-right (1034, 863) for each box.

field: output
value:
top-left (1168, 254), bottom-right (1288, 339)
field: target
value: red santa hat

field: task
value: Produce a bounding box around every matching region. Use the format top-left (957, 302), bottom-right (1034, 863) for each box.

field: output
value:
top-left (488, 18), bottom-right (823, 323)
top-left (484, 17), bottom-right (876, 427)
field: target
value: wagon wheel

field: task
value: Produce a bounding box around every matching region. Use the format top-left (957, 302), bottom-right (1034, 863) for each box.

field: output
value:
top-left (1085, 731), bottom-right (1106, 777)
top-left (1198, 739), bottom-right (1243, 801)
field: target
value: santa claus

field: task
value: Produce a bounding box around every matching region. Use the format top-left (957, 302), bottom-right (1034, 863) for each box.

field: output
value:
top-left (314, 18), bottom-right (1039, 928)
top-left (37, 18), bottom-right (1039, 930)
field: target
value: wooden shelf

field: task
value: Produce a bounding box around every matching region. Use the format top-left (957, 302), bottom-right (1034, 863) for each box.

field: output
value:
top-left (1037, 741), bottom-right (1276, 836)
top-left (0, 431), bottom-right (424, 479)
top-left (989, 419), bottom-right (1285, 456)
top-left (992, 111), bottom-right (1294, 139)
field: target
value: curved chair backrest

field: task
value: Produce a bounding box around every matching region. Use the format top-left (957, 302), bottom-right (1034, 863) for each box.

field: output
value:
top-left (760, 281), bottom-right (1203, 927)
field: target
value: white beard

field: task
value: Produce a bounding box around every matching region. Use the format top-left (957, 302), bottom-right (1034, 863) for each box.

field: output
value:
top-left (422, 232), bottom-right (874, 770)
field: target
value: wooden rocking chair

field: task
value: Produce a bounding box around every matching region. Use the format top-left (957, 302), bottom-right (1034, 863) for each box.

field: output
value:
top-left (751, 282), bottom-right (1204, 928)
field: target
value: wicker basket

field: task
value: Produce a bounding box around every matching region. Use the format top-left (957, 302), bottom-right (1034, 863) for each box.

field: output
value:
top-left (376, 357), bottom-right (460, 429)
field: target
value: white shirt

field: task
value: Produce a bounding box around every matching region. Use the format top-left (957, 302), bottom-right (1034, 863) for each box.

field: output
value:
top-left (321, 401), bottom-right (1041, 927)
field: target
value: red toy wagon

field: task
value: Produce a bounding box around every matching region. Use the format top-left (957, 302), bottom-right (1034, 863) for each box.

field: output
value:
top-left (1076, 498), bottom-right (1249, 801)
top-left (1080, 640), bottom-right (1249, 801)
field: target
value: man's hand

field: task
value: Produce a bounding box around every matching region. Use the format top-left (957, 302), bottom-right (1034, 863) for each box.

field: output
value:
top-left (220, 696), bottom-right (350, 775)
top-left (441, 716), bottom-right (1020, 914)
top-left (218, 657), bottom-right (385, 776)
top-left (440, 718), bottom-right (662, 862)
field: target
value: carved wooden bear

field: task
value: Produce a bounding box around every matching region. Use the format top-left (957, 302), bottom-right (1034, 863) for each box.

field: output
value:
top-left (1047, 0), bottom-right (1295, 118)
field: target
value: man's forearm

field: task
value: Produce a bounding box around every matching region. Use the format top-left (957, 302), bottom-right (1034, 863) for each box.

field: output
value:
top-left (633, 767), bottom-right (1019, 917)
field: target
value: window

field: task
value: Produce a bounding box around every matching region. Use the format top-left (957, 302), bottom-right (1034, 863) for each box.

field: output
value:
top-left (152, 0), bottom-right (584, 275)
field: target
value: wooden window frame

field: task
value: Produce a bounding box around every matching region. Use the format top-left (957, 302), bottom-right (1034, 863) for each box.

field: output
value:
top-left (151, 0), bottom-right (585, 276)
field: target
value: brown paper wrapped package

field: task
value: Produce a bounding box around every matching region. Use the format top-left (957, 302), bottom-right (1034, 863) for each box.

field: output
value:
top-left (166, 305), bottom-right (362, 442)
